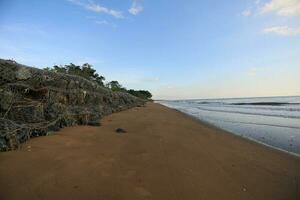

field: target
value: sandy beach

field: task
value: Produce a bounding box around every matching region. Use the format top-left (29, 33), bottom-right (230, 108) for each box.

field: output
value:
top-left (0, 102), bottom-right (299, 200)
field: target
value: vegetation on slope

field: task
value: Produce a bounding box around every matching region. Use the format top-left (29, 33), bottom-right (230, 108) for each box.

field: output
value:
top-left (45, 63), bottom-right (152, 100)
top-left (0, 59), bottom-right (145, 151)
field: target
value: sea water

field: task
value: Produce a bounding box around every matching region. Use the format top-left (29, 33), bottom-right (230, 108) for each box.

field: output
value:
top-left (158, 96), bottom-right (300, 156)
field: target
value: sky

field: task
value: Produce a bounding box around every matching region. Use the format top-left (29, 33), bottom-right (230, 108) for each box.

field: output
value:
top-left (0, 0), bottom-right (300, 99)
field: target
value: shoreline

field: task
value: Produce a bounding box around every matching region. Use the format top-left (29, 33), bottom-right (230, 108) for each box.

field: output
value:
top-left (1, 102), bottom-right (299, 200)
top-left (164, 104), bottom-right (300, 158)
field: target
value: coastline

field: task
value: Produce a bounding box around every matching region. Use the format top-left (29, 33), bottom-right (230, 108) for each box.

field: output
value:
top-left (163, 104), bottom-right (300, 158)
top-left (0, 102), bottom-right (299, 200)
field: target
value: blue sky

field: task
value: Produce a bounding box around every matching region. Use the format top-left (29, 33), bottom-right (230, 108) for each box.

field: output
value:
top-left (0, 0), bottom-right (300, 99)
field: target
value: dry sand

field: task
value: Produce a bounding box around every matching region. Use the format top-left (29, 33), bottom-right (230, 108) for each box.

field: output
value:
top-left (0, 102), bottom-right (299, 200)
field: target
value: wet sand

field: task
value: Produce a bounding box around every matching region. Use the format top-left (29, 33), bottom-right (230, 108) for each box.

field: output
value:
top-left (0, 102), bottom-right (299, 200)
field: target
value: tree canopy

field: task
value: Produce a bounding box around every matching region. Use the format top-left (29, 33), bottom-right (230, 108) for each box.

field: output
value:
top-left (45, 63), bottom-right (152, 100)
top-left (127, 89), bottom-right (152, 100)
top-left (44, 63), bottom-right (105, 86)
top-left (105, 81), bottom-right (126, 92)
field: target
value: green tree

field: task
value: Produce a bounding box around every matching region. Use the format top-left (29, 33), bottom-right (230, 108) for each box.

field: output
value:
top-left (127, 89), bottom-right (152, 100)
top-left (94, 74), bottom-right (105, 86)
top-left (44, 63), bottom-right (105, 86)
top-left (43, 63), bottom-right (152, 97)
top-left (106, 81), bottom-right (126, 92)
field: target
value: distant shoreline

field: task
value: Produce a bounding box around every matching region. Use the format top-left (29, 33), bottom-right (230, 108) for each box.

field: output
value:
top-left (154, 95), bottom-right (300, 102)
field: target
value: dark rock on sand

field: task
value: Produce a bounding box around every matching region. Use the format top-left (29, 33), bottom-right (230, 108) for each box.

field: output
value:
top-left (115, 128), bottom-right (127, 133)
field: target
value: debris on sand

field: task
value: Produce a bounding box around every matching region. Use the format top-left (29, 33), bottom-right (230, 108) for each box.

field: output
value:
top-left (115, 128), bottom-right (127, 133)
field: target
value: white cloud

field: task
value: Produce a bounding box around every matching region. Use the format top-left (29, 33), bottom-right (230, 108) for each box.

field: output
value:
top-left (94, 20), bottom-right (117, 28)
top-left (0, 23), bottom-right (48, 38)
top-left (241, 0), bottom-right (262, 17)
top-left (141, 77), bottom-right (160, 82)
top-left (242, 9), bottom-right (252, 16)
top-left (241, 1), bottom-right (300, 36)
top-left (263, 26), bottom-right (300, 36)
top-left (95, 20), bottom-right (108, 25)
top-left (68, 0), bottom-right (123, 18)
top-left (128, 0), bottom-right (143, 15)
top-left (260, 0), bottom-right (300, 16)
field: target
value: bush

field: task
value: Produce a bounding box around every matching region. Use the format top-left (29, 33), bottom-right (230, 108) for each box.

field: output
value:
top-left (106, 81), bottom-right (127, 92)
top-left (127, 89), bottom-right (152, 100)
top-left (44, 63), bottom-right (105, 86)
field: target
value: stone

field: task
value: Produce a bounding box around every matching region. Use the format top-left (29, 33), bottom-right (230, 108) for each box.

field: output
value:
top-left (115, 128), bottom-right (127, 133)
top-left (16, 67), bottom-right (32, 80)
top-left (0, 90), bottom-right (14, 111)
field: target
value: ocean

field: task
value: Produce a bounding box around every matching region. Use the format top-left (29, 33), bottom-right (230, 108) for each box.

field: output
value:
top-left (158, 96), bottom-right (300, 156)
